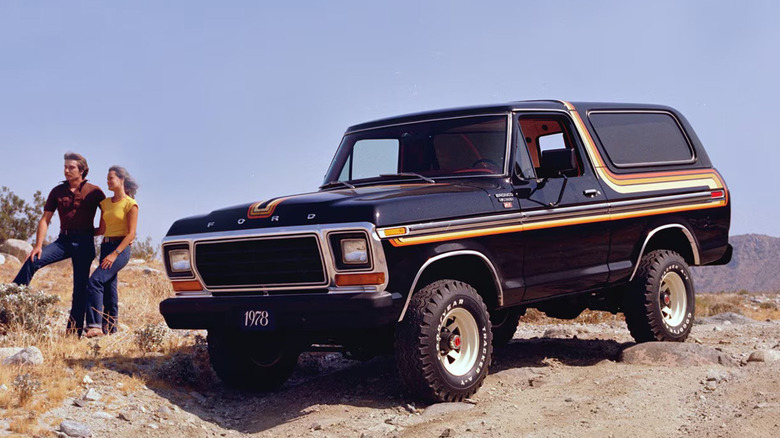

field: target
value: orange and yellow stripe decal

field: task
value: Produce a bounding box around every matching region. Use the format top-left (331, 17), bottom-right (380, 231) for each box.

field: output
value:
top-left (562, 101), bottom-right (728, 199)
top-left (387, 194), bottom-right (724, 247)
top-left (247, 196), bottom-right (291, 219)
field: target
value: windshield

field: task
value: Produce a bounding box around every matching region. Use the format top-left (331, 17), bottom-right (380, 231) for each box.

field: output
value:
top-left (323, 115), bottom-right (509, 186)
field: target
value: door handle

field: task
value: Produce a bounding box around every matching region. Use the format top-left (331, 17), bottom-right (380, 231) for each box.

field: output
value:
top-left (583, 189), bottom-right (601, 198)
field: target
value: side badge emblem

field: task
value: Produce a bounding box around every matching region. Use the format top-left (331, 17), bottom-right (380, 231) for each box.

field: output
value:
top-left (237, 218), bottom-right (245, 225)
top-left (307, 214), bottom-right (316, 220)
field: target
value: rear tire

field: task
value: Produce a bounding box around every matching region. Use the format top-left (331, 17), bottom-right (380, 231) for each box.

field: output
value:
top-left (395, 279), bottom-right (492, 402)
top-left (623, 250), bottom-right (695, 343)
top-left (207, 329), bottom-right (299, 391)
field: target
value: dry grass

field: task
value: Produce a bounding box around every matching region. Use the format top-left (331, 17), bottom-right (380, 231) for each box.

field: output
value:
top-left (0, 259), bottom-right (199, 431)
top-left (2, 257), bottom-right (780, 431)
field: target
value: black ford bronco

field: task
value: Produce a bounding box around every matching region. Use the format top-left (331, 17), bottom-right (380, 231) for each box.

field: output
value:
top-left (160, 100), bottom-right (731, 402)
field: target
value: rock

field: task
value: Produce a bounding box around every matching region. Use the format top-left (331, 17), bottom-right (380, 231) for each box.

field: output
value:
top-left (542, 327), bottom-right (577, 338)
top-left (440, 428), bottom-right (454, 437)
top-left (189, 391), bottom-right (208, 404)
top-left (129, 258), bottom-right (146, 265)
top-left (143, 267), bottom-right (162, 275)
top-left (0, 253), bottom-right (4, 265)
top-left (0, 252), bottom-right (20, 268)
top-left (93, 412), bottom-right (115, 420)
top-left (747, 350), bottom-right (780, 363)
top-left (83, 388), bottom-right (102, 401)
top-left (0, 239), bottom-right (32, 262)
top-left (59, 420), bottom-right (92, 437)
top-left (0, 347), bottom-right (23, 362)
top-left (73, 399), bottom-right (87, 408)
top-left (156, 405), bottom-right (173, 419)
top-left (619, 342), bottom-right (737, 367)
top-left (0, 384), bottom-right (8, 392)
top-left (422, 402), bottom-right (475, 418)
top-left (118, 410), bottom-right (135, 422)
top-left (2, 346), bottom-right (44, 366)
top-left (82, 375), bottom-right (93, 385)
top-left (696, 312), bottom-right (756, 325)
top-left (706, 370), bottom-right (731, 383)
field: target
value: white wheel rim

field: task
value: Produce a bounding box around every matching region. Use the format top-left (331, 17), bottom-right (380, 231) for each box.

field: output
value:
top-left (438, 307), bottom-right (480, 376)
top-left (659, 272), bottom-right (687, 327)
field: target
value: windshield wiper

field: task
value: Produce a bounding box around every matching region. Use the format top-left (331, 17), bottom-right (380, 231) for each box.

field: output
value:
top-left (319, 180), bottom-right (356, 190)
top-left (378, 173), bottom-right (436, 184)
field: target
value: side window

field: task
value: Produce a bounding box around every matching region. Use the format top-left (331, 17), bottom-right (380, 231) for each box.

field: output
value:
top-left (588, 111), bottom-right (695, 167)
top-left (516, 115), bottom-right (583, 179)
top-left (350, 139), bottom-right (399, 180)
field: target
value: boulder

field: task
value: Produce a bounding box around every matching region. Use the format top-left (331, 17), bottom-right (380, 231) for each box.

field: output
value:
top-left (747, 350), bottom-right (780, 363)
top-left (59, 420), bottom-right (92, 437)
top-left (0, 347), bottom-right (23, 362)
top-left (0, 239), bottom-right (32, 262)
top-left (1, 347), bottom-right (44, 366)
top-left (619, 342), bottom-right (737, 367)
top-left (696, 312), bottom-right (756, 325)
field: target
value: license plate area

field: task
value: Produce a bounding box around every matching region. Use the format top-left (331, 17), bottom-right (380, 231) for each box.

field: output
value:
top-left (240, 309), bottom-right (275, 331)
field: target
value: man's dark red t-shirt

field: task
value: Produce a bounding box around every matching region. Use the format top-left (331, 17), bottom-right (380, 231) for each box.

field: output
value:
top-left (44, 180), bottom-right (106, 233)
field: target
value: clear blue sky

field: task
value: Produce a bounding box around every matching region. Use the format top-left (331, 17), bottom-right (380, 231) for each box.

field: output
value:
top-left (1, 1), bottom-right (778, 245)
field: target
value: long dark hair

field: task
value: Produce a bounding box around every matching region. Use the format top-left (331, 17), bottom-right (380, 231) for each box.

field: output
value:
top-left (109, 165), bottom-right (138, 198)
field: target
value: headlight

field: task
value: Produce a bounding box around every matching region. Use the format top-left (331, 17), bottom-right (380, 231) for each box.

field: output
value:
top-left (329, 232), bottom-right (372, 270)
top-left (169, 249), bottom-right (192, 272)
top-left (163, 244), bottom-right (194, 278)
top-left (341, 239), bottom-right (368, 264)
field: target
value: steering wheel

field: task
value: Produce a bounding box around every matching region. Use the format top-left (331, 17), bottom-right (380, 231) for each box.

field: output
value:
top-left (471, 159), bottom-right (501, 172)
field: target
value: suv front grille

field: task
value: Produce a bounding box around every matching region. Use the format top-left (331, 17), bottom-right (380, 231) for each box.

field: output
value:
top-left (194, 236), bottom-right (326, 289)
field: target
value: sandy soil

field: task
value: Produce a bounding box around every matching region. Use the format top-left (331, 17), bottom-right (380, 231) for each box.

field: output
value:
top-left (32, 315), bottom-right (780, 438)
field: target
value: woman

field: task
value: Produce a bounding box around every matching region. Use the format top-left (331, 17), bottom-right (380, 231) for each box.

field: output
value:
top-left (84, 166), bottom-right (138, 338)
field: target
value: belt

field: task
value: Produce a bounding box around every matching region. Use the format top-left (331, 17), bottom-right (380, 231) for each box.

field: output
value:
top-left (60, 229), bottom-right (93, 236)
top-left (103, 236), bottom-right (126, 243)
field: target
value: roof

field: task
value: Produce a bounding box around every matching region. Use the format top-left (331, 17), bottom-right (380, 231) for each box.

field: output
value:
top-left (345, 100), bottom-right (678, 133)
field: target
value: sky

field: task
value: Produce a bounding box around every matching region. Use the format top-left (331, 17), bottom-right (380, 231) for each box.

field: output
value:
top-left (1, 1), bottom-right (779, 245)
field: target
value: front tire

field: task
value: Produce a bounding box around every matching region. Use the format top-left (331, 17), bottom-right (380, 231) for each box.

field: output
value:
top-left (395, 279), bottom-right (492, 402)
top-left (623, 250), bottom-right (695, 343)
top-left (207, 329), bottom-right (300, 391)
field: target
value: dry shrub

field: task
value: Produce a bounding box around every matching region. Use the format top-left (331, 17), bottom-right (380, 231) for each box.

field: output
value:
top-left (154, 339), bottom-right (216, 390)
top-left (12, 373), bottom-right (40, 406)
top-left (696, 294), bottom-right (745, 317)
top-left (0, 283), bottom-right (60, 337)
top-left (134, 322), bottom-right (169, 354)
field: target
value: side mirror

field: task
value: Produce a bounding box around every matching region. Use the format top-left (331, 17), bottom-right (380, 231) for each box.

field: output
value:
top-left (539, 148), bottom-right (577, 178)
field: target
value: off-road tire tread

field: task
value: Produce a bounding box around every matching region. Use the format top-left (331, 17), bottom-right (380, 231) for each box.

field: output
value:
top-left (623, 250), bottom-right (694, 343)
top-left (395, 279), bottom-right (492, 402)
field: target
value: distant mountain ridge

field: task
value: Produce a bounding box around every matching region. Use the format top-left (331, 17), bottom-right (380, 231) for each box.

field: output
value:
top-left (692, 234), bottom-right (780, 293)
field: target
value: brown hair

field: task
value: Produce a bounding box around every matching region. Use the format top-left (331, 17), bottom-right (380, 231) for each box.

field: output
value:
top-left (64, 152), bottom-right (89, 178)
top-left (108, 165), bottom-right (138, 198)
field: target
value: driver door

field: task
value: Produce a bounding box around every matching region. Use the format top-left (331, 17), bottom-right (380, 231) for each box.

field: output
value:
top-left (513, 112), bottom-right (611, 302)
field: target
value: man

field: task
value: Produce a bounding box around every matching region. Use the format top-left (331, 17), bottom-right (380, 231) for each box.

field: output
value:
top-left (13, 152), bottom-right (105, 336)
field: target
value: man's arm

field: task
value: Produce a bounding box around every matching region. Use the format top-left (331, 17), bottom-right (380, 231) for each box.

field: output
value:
top-left (28, 211), bottom-right (54, 262)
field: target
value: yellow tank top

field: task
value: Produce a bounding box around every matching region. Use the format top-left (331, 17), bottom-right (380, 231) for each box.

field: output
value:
top-left (100, 197), bottom-right (138, 237)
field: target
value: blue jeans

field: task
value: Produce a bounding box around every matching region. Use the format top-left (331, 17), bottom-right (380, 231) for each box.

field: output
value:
top-left (13, 234), bottom-right (96, 335)
top-left (86, 240), bottom-right (130, 333)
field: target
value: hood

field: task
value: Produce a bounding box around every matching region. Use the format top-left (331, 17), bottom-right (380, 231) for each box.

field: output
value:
top-left (166, 180), bottom-right (508, 236)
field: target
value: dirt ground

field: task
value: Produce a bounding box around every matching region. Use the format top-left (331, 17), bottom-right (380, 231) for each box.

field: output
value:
top-left (31, 315), bottom-right (780, 438)
top-left (2, 257), bottom-right (779, 437)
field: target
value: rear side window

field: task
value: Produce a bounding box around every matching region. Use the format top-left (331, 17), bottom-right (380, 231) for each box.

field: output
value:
top-left (588, 112), bottom-right (694, 168)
